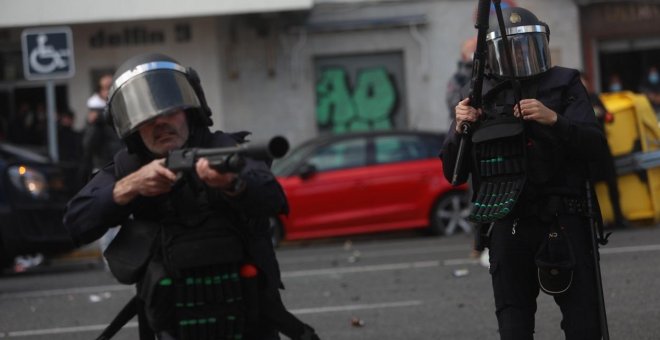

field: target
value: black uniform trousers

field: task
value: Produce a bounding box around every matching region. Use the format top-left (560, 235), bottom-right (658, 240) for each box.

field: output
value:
top-left (488, 214), bottom-right (602, 340)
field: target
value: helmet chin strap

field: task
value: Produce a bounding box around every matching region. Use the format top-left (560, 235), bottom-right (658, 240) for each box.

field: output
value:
top-left (493, 0), bottom-right (523, 115)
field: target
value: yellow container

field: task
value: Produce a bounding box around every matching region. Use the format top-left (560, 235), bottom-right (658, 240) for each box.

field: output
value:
top-left (596, 92), bottom-right (660, 223)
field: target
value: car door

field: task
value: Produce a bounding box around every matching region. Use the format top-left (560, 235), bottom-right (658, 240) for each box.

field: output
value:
top-left (283, 137), bottom-right (370, 238)
top-left (358, 134), bottom-right (443, 229)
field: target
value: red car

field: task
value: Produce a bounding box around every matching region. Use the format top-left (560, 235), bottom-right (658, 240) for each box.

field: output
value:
top-left (270, 130), bottom-right (471, 245)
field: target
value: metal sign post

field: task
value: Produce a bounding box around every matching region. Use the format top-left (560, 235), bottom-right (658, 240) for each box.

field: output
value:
top-left (21, 26), bottom-right (75, 163)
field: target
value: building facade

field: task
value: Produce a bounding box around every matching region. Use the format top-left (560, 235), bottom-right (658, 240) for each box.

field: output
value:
top-left (0, 0), bottom-right (583, 149)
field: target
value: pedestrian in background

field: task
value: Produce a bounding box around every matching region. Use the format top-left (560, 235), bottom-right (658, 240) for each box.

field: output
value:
top-left (581, 73), bottom-right (629, 230)
top-left (80, 73), bottom-right (123, 261)
top-left (607, 73), bottom-right (623, 93)
top-left (445, 37), bottom-right (477, 121)
top-left (57, 108), bottom-right (82, 163)
top-left (639, 65), bottom-right (660, 116)
top-left (81, 73), bottom-right (122, 176)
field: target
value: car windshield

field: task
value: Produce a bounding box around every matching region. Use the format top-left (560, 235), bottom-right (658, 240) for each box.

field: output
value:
top-left (272, 142), bottom-right (318, 176)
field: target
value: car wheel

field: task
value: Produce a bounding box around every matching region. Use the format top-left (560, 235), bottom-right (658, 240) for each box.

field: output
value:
top-left (269, 217), bottom-right (284, 248)
top-left (429, 191), bottom-right (472, 236)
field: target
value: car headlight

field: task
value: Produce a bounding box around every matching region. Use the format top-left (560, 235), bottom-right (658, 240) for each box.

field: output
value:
top-left (8, 165), bottom-right (48, 198)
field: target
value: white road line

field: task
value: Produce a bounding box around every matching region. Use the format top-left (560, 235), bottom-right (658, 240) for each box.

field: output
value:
top-left (443, 258), bottom-right (480, 266)
top-left (0, 284), bottom-right (133, 300)
top-left (291, 300), bottom-right (422, 314)
top-left (277, 244), bottom-right (469, 264)
top-left (600, 244), bottom-right (660, 254)
top-left (0, 322), bottom-right (138, 338)
top-left (2, 243), bottom-right (659, 301)
top-left (282, 260), bottom-right (440, 278)
top-left (0, 301), bottom-right (421, 338)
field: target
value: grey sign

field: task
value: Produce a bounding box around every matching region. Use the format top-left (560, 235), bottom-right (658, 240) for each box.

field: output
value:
top-left (21, 26), bottom-right (75, 80)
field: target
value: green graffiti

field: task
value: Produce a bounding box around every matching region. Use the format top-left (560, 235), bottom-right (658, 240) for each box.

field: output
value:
top-left (353, 68), bottom-right (395, 126)
top-left (315, 68), bottom-right (356, 130)
top-left (315, 66), bottom-right (397, 133)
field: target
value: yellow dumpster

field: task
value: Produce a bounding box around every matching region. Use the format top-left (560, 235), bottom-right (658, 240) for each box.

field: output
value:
top-left (596, 91), bottom-right (660, 224)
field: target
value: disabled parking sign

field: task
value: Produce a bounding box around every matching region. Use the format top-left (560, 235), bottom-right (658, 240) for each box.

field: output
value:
top-left (21, 27), bottom-right (75, 80)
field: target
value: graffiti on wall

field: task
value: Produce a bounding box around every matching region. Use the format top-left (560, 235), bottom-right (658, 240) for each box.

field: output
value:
top-left (316, 66), bottom-right (399, 133)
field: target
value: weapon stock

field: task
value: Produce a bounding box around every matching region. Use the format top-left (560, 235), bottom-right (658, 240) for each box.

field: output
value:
top-left (451, 0), bottom-right (491, 186)
top-left (165, 136), bottom-right (289, 173)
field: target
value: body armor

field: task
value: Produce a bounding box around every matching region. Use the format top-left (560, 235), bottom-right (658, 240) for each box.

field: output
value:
top-left (105, 151), bottom-right (258, 340)
top-left (468, 81), bottom-right (528, 223)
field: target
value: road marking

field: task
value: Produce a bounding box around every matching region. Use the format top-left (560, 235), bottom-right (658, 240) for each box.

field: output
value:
top-left (443, 258), bottom-right (480, 266)
top-left (0, 322), bottom-right (138, 338)
top-left (3, 243), bottom-right (660, 301)
top-left (282, 260), bottom-right (440, 278)
top-left (291, 299), bottom-right (423, 314)
top-left (0, 284), bottom-right (133, 300)
top-left (599, 244), bottom-right (660, 254)
top-left (277, 244), bottom-right (469, 265)
top-left (0, 301), bottom-right (421, 338)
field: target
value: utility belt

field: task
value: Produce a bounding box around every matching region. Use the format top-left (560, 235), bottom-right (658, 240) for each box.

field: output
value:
top-left (509, 195), bottom-right (590, 220)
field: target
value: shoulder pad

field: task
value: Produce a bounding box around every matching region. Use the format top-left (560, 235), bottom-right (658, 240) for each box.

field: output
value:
top-left (113, 148), bottom-right (142, 179)
top-left (229, 131), bottom-right (252, 144)
top-left (538, 67), bottom-right (579, 91)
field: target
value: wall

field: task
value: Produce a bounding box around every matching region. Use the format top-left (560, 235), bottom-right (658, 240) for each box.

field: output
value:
top-left (0, 0), bottom-right (584, 149)
top-left (67, 17), bottom-right (224, 130)
top-left (217, 0), bottom-right (583, 147)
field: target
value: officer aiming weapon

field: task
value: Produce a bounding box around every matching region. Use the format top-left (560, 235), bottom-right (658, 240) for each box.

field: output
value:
top-left (166, 135), bottom-right (290, 173)
top-left (451, 0), bottom-right (490, 186)
top-left (585, 180), bottom-right (611, 340)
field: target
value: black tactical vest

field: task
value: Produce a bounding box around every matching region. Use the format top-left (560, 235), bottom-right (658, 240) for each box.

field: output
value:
top-left (105, 150), bottom-right (259, 340)
top-left (467, 69), bottom-right (580, 222)
top-left (467, 80), bottom-right (536, 223)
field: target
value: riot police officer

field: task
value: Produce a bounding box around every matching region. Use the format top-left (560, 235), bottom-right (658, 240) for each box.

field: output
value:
top-left (63, 53), bottom-right (319, 340)
top-left (441, 7), bottom-right (609, 340)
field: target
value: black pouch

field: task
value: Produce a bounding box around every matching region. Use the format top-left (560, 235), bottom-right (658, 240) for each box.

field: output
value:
top-left (152, 222), bottom-right (251, 338)
top-left (536, 222), bottom-right (575, 295)
top-left (469, 116), bottom-right (527, 223)
top-left (164, 229), bottom-right (245, 271)
top-left (103, 220), bottom-right (161, 284)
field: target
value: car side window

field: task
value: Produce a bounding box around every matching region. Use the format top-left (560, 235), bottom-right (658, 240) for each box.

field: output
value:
top-left (422, 135), bottom-right (444, 158)
top-left (307, 138), bottom-right (367, 172)
top-left (374, 135), bottom-right (426, 164)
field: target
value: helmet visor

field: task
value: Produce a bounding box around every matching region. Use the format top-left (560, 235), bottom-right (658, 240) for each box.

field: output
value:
top-left (487, 32), bottom-right (551, 78)
top-left (109, 69), bottom-right (200, 138)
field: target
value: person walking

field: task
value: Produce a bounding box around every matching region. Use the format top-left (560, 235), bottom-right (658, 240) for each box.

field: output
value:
top-left (442, 7), bottom-right (609, 339)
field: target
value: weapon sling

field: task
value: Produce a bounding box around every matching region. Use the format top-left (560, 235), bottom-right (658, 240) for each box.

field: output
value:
top-left (585, 180), bottom-right (610, 340)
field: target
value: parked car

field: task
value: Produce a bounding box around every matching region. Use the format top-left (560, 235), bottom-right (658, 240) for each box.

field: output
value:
top-left (0, 142), bottom-right (77, 270)
top-left (270, 130), bottom-right (471, 246)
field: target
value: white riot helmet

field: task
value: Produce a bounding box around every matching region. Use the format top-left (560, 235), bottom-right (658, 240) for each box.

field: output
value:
top-left (106, 53), bottom-right (212, 140)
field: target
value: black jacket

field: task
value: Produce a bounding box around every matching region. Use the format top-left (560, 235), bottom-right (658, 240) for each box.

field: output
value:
top-left (441, 66), bottom-right (610, 202)
top-left (63, 128), bottom-right (288, 288)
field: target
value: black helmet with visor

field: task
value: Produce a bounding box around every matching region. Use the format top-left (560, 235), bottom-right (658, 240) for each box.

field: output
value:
top-left (486, 7), bottom-right (551, 79)
top-left (106, 53), bottom-right (211, 140)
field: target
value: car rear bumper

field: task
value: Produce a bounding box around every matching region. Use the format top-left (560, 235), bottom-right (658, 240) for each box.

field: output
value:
top-left (0, 209), bottom-right (74, 256)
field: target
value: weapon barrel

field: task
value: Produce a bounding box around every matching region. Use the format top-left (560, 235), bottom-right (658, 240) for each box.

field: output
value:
top-left (195, 136), bottom-right (289, 160)
top-left (451, 0), bottom-right (490, 185)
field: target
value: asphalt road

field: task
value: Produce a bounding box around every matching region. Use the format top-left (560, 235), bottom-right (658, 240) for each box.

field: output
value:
top-left (1, 225), bottom-right (660, 339)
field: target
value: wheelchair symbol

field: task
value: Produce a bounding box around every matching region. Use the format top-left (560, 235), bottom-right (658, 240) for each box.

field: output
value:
top-left (29, 34), bottom-right (70, 74)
